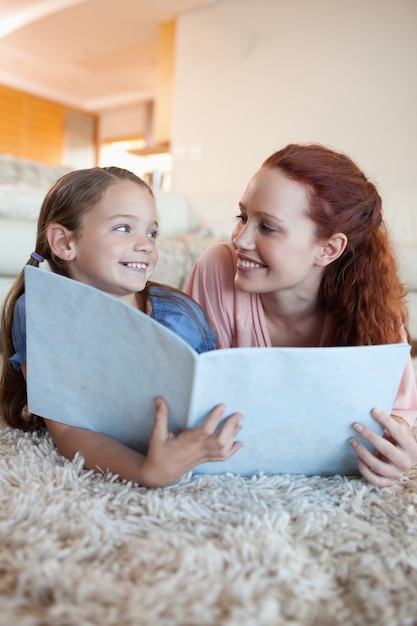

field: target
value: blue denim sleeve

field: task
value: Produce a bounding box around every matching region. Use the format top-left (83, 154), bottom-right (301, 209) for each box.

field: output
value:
top-left (10, 293), bottom-right (26, 371)
top-left (150, 289), bottom-right (217, 353)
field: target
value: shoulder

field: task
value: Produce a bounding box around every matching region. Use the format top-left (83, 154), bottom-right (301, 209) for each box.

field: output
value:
top-left (189, 241), bottom-right (236, 289)
top-left (148, 285), bottom-right (217, 352)
top-left (186, 241), bottom-right (237, 312)
top-left (149, 284), bottom-right (202, 316)
top-left (10, 293), bottom-right (27, 371)
top-left (196, 241), bottom-right (236, 269)
top-left (149, 286), bottom-right (210, 328)
top-left (11, 293), bottom-right (27, 339)
top-left (14, 293), bottom-right (26, 322)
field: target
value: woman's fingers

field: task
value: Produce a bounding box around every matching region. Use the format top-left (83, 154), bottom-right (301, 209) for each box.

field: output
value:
top-left (350, 408), bottom-right (417, 486)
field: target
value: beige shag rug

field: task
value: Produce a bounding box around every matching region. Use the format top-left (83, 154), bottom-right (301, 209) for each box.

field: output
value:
top-left (1, 361), bottom-right (417, 626)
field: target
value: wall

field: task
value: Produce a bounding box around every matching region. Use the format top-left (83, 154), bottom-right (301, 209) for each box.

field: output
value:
top-left (171, 0), bottom-right (417, 232)
top-left (98, 101), bottom-right (152, 144)
top-left (63, 110), bottom-right (97, 169)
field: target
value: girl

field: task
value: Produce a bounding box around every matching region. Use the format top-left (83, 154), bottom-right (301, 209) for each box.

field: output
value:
top-left (0, 166), bottom-right (243, 487)
top-left (187, 143), bottom-right (417, 487)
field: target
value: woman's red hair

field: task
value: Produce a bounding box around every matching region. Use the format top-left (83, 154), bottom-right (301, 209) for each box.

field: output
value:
top-left (263, 143), bottom-right (409, 346)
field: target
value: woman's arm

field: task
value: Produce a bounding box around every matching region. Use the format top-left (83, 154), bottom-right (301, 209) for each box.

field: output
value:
top-left (21, 364), bottom-right (244, 487)
top-left (389, 355), bottom-right (417, 426)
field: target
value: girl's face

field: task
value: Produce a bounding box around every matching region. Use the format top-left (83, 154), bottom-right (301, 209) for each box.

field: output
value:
top-left (232, 167), bottom-right (326, 298)
top-left (67, 181), bottom-right (159, 305)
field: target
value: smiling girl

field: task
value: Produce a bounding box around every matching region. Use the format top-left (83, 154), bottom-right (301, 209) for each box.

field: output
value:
top-left (0, 166), bottom-right (243, 487)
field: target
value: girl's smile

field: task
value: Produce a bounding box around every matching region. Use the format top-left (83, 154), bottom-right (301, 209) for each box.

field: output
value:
top-left (123, 262), bottom-right (148, 270)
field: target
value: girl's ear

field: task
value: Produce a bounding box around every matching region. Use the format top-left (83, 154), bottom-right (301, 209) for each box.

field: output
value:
top-left (46, 223), bottom-right (76, 261)
top-left (315, 233), bottom-right (348, 267)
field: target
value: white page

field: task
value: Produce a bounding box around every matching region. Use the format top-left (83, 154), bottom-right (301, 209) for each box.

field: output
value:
top-left (25, 266), bottom-right (411, 476)
top-left (189, 346), bottom-right (409, 476)
top-left (25, 266), bottom-right (197, 453)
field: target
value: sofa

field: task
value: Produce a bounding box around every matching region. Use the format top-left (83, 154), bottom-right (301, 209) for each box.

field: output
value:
top-left (0, 153), bottom-right (416, 343)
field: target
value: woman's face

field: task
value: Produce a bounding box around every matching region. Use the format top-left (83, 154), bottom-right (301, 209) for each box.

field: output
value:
top-left (232, 167), bottom-right (326, 298)
top-left (67, 181), bottom-right (159, 305)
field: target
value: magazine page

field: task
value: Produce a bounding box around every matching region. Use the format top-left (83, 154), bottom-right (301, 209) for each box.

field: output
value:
top-left (190, 344), bottom-right (410, 476)
top-left (25, 266), bottom-right (197, 453)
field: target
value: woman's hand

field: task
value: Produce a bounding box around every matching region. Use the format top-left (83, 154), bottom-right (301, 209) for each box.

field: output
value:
top-left (140, 398), bottom-right (244, 488)
top-left (350, 408), bottom-right (417, 486)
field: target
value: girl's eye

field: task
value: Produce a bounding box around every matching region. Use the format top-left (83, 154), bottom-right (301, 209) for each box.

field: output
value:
top-left (115, 224), bottom-right (130, 233)
top-left (148, 230), bottom-right (160, 240)
top-left (235, 214), bottom-right (247, 224)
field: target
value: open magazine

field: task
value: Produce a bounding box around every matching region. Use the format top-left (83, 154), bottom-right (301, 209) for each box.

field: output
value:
top-left (25, 266), bottom-right (411, 477)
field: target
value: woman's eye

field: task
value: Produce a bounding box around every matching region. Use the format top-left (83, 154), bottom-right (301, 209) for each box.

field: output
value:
top-left (260, 223), bottom-right (277, 234)
top-left (115, 224), bottom-right (130, 233)
top-left (235, 214), bottom-right (247, 223)
top-left (148, 230), bottom-right (160, 240)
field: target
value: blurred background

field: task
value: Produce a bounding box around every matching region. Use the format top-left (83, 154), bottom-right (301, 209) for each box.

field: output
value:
top-left (0, 0), bottom-right (415, 204)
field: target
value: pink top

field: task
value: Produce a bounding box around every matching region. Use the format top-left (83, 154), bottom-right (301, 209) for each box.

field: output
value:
top-left (187, 241), bottom-right (417, 426)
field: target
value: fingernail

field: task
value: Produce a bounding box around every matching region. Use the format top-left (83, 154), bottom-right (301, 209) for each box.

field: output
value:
top-left (350, 438), bottom-right (358, 449)
top-left (372, 408), bottom-right (382, 417)
top-left (353, 423), bottom-right (363, 433)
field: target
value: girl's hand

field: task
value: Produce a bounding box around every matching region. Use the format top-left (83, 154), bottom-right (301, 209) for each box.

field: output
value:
top-left (141, 398), bottom-right (244, 487)
top-left (350, 408), bottom-right (417, 487)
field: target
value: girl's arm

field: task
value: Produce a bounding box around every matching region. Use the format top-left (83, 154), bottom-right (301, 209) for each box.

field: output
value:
top-left (45, 400), bottom-right (243, 487)
top-left (21, 365), bottom-right (243, 487)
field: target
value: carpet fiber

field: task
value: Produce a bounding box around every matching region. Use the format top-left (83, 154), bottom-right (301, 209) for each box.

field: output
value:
top-left (1, 361), bottom-right (417, 626)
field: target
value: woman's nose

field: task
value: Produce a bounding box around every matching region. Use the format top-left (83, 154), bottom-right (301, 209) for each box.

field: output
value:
top-left (232, 222), bottom-right (255, 250)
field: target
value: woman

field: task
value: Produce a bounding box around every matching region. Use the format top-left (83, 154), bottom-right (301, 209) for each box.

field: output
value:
top-left (187, 143), bottom-right (417, 486)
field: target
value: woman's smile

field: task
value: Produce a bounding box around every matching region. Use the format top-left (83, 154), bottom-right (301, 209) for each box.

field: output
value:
top-left (236, 253), bottom-right (267, 270)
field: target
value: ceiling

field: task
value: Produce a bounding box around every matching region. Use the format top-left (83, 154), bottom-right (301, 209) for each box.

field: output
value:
top-left (0, 0), bottom-right (215, 112)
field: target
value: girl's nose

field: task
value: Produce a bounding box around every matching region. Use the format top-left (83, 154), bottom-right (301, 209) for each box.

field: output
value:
top-left (133, 235), bottom-right (153, 252)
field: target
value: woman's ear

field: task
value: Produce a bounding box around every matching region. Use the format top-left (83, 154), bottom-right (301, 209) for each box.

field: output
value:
top-left (315, 233), bottom-right (348, 267)
top-left (46, 223), bottom-right (76, 261)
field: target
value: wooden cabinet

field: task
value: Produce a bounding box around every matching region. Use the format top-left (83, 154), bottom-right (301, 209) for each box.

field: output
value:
top-left (0, 84), bottom-right (66, 164)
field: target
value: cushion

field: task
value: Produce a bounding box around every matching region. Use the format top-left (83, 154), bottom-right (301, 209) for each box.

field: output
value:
top-left (0, 185), bottom-right (45, 220)
top-left (0, 154), bottom-right (72, 190)
top-left (153, 190), bottom-right (191, 236)
top-left (0, 218), bottom-right (38, 275)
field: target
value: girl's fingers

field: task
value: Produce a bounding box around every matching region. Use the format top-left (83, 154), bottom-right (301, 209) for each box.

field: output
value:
top-left (149, 397), bottom-right (169, 441)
